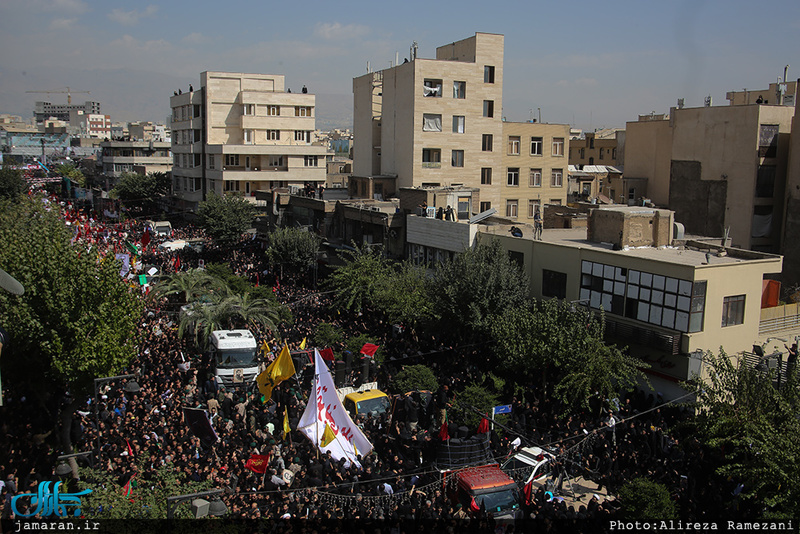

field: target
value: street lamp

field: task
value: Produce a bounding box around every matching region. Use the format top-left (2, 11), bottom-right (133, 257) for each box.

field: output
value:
top-left (166, 489), bottom-right (227, 519)
top-left (93, 374), bottom-right (139, 454)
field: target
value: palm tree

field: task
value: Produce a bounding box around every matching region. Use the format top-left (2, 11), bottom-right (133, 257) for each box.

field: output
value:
top-left (151, 269), bottom-right (227, 304)
top-left (221, 292), bottom-right (281, 333)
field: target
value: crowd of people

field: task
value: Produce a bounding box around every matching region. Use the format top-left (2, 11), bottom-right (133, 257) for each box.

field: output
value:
top-left (0, 195), bottom-right (751, 530)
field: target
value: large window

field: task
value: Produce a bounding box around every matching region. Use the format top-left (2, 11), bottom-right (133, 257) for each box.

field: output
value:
top-left (451, 150), bottom-right (464, 167)
top-left (482, 134), bottom-right (493, 151)
top-left (268, 155), bottom-right (284, 167)
top-left (423, 79), bottom-right (442, 97)
top-left (722, 295), bottom-right (745, 327)
top-left (542, 269), bottom-right (567, 299)
top-left (422, 114), bottom-right (442, 132)
top-left (507, 168), bottom-right (519, 186)
top-left (295, 130), bottom-right (311, 142)
top-left (551, 169), bottom-right (563, 187)
top-left (483, 100), bottom-right (494, 118)
top-left (295, 106), bottom-right (312, 117)
top-left (243, 129), bottom-right (253, 144)
top-left (528, 199), bottom-right (540, 218)
top-left (422, 148), bottom-right (441, 168)
top-left (484, 65), bottom-right (495, 83)
top-left (531, 137), bottom-right (543, 155)
top-left (508, 136), bottom-right (521, 155)
top-left (225, 154), bottom-right (240, 167)
top-left (481, 168), bottom-right (492, 185)
top-left (506, 199), bottom-right (518, 217)
top-left (304, 155), bottom-right (318, 167)
top-left (580, 261), bottom-right (706, 333)
top-left (243, 104), bottom-right (255, 116)
top-left (552, 138), bottom-right (564, 156)
top-left (266, 129), bottom-right (280, 140)
top-left (453, 81), bottom-right (466, 99)
top-left (267, 105), bottom-right (279, 116)
top-left (759, 124), bottom-right (779, 157)
top-left (529, 168), bottom-right (542, 187)
top-left (453, 115), bottom-right (465, 133)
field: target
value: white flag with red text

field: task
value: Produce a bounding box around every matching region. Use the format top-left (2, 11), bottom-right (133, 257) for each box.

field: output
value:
top-left (297, 349), bottom-right (373, 467)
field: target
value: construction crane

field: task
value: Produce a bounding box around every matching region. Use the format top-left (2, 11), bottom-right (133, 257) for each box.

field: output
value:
top-left (26, 87), bottom-right (90, 105)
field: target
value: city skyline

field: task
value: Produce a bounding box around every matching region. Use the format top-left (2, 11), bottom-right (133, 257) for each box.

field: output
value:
top-left (1, 0), bottom-right (799, 130)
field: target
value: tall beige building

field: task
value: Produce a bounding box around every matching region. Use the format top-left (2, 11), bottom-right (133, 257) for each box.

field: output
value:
top-left (353, 33), bottom-right (505, 211)
top-left (171, 72), bottom-right (327, 211)
top-left (625, 104), bottom-right (795, 252)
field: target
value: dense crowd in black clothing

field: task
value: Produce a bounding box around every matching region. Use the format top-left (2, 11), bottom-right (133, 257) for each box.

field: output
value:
top-left (0, 198), bottom-right (756, 530)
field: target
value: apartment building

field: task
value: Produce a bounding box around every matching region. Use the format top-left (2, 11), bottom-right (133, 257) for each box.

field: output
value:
top-left (34, 100), bottom-right (101, 124)
top-left (501, 121), bottom-right (570, 221)
top-left (99, 139), bottom-right (172, 178)
top-left (170, 72), bottom-right (327, 211)
top-left (353, 33), bottom-right (505, 211)
top-left (625, 104), bottom-right (795, 253)
top-left (569, 129), bottom-right (623, 167)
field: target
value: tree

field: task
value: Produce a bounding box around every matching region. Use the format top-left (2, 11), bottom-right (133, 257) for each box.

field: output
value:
top-left (265, 227), bottom-right (321, 271)
top-left (452, 384), bottom-right (505, 429)
top-left (374, 261), bottom-right (434, 334)
top-left (689, 350), bottom-right (800, 519)
top-left (617, 478), bottom-right (677, 520)
top-left (313, 322), bottom-right (343, 349)
top-left (0, 167), bottom-right (26, 200)
top-left (430, 239), bottom-right (528, 338)
top-left (325, 243), bottom-right (392, 313)
top-left (0, 196), bottom-right (143, 447)
top-left (56, 163), bottom-right (86, 188)
top-left (152, 268), bottom-right (226, 303)
top-left (391, 364), bottom-right (439, 394)
top-left (111, 172), bottom-right (170, 216)
top-left (197, 192), bottom-right (256, 246)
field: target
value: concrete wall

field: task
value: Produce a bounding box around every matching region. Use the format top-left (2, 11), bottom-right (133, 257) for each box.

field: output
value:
top-left (782, 85), bottom-right (800, 288)
top-left (406, 216), bottom-right (478, 252)
top-left (625, 118), bottom-right (672, 205)
top-left (669, 160), bottom-right (728, 238)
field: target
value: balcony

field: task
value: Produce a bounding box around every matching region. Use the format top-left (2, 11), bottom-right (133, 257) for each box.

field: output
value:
top-left (421, 162), bottom-right (441, 169)
top-left (759, 302), bottom-right (800, 335)
top-left (604, 315), bottom-right (681, 355)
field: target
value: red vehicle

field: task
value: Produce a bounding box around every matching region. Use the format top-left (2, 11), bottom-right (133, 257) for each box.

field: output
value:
top-left (445, 464), bottom-right (522, 522)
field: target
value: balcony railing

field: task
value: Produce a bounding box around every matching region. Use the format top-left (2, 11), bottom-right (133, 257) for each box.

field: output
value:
top-left (422, 162), bottom-right (441, 169)
top-left (604, 316), bottom-right (681, 355)
top-left (759, 302), bottom-right (800, 335)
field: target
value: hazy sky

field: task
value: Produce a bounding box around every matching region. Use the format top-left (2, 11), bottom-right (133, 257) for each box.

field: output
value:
top-left (1, 0), bottom-right (798, 130)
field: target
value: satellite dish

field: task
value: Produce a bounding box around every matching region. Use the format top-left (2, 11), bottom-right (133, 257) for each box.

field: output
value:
top-left (0, 268), bottom-right (24, 295)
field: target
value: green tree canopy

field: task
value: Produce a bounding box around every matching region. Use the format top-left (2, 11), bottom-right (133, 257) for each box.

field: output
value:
top-left (430, 239), bottom-right (528, 338)
top-left (617, 478), bottom-right (677, 520)
top-left (0, 167), bottom-right (26, 200)
top-left (325, 243), bottom-right (392, 313)
top-left (374, 261), bottom-right (434, 332)
top-left (0, 195), bottom-right (143, 397)
top-left (56, 163), bottom-right (86, 188)
top-left (265, 227), bottom-right (321, 271)
top-left (452, 384), bottom-right (505, 429)
top-left (313, 322), bottom-right (344, 350)
top-left (197, 192), bottom-right (256, 246)
top-left (689, 350), bottom-right (800, 519)
top-left (111, 171), bottom-right (170, 215)
top-left (391, 364), bottom-right (439, 394)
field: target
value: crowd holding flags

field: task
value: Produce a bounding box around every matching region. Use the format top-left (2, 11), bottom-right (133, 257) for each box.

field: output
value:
top-left (256, 343), bottom-right (295, 401)
top-left (298, 349), bottom-right (373, 467)
top-left (244, 454), bottom-right (270, 474)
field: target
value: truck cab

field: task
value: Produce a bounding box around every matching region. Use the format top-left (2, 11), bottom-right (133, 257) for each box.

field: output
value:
top-left (449, 465), bottom-right (521, 523)
top-left (208, 330), bottom-right (259, 390)
top-left (342, 389), bottom-right (390, 419)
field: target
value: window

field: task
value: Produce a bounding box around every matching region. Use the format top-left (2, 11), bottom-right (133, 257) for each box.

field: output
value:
top-left (304, 155), bottom-right (318, 167)
top-left (194, 154), bottom-right (201, 167)
top-left (759, 124), bottom-right (779, 157)
top-left (589, 137), bottom-right (595, 149)
top-left (224, 180), bottom-right (240, 192)
top-left (295, 130), bottom-right (310, 142)
top-left (579, 148), bottom-right (585, 159)
top-left (529, 168), bottom-right (542, 187)
top-left (243, 104), bottom-right (255, 115)
top-left (483, 100), bottom-right (494, 118)
top-left (423, 79), bottom-right (442, 97)
top-left (756, 166), bottom-right (776, 197)
top-left (267, 105), bottom-right (280, 116)
top-left (484, 65), bottom-right (495, 83)
top-left (268, 155), bottom-right (284, 167)
top-left (266, 129), bottom-right (280, 140)
top-left (552, 137), bottom-right (564, 156)
top-left (612, 148), bottom-right (617, 160)
top-left (193, 104), bottom-right (201, 118)
top-left (295, 106), bottom-right (312, 117)
top-left (530, 137), bottom-right (543, 155)
top-left (481, 168), bottom-right (492, 185)
top-left (244, 129), bottom-right (254, 144)
top-left (599, 147), bottom-right (605, 160)
top-left (422, 114), bottom-right (442, 132)
top-left (479, 201), bottom-right (491, 212)
top-left (506, 199), bottom-right (518, 217)
top-left (453, 81), bottom-right (466, 99)
top-left (542, 270), bottom-right (567, 299)
top-left (508, 136), bottom-right (520, 155)
top-left (529, 200), bottom-right (541, 218)
top-left (752, 205), bottom-right (774, 238)
top-left (507, 168), bottom-right (519, 186)
top-left (194, 129), bottom-right (201, 142)
top-left (453, 115), bottom-right (465, 133)
top-left (451, 150), bottom-right (464, 167)
top-left (225, 154), bottom-right (240, 167)
top-left (722, 295), bottom-right (745, 327)
top-left (422, 148), bottom-right (441, 168)
top-left (482, 134), bottom-right (493, 151)
top-left (551, 169), bottom-right (563, 187)
top-left (208, 154), bottom-right (215, 170)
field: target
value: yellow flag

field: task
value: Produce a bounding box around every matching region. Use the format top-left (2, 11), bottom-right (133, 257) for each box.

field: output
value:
top-left (256, 343), bottom-right (296, 400)
top-left (320, 423), bottom-right (336, 448)
top-left (299, 337), bottom-right (307, 350)
top-left (283, 407), bottom-right (291, 439)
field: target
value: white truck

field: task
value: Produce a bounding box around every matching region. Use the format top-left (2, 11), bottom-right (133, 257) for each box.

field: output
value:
top-left (208, 330), bottom-right (260, 390)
